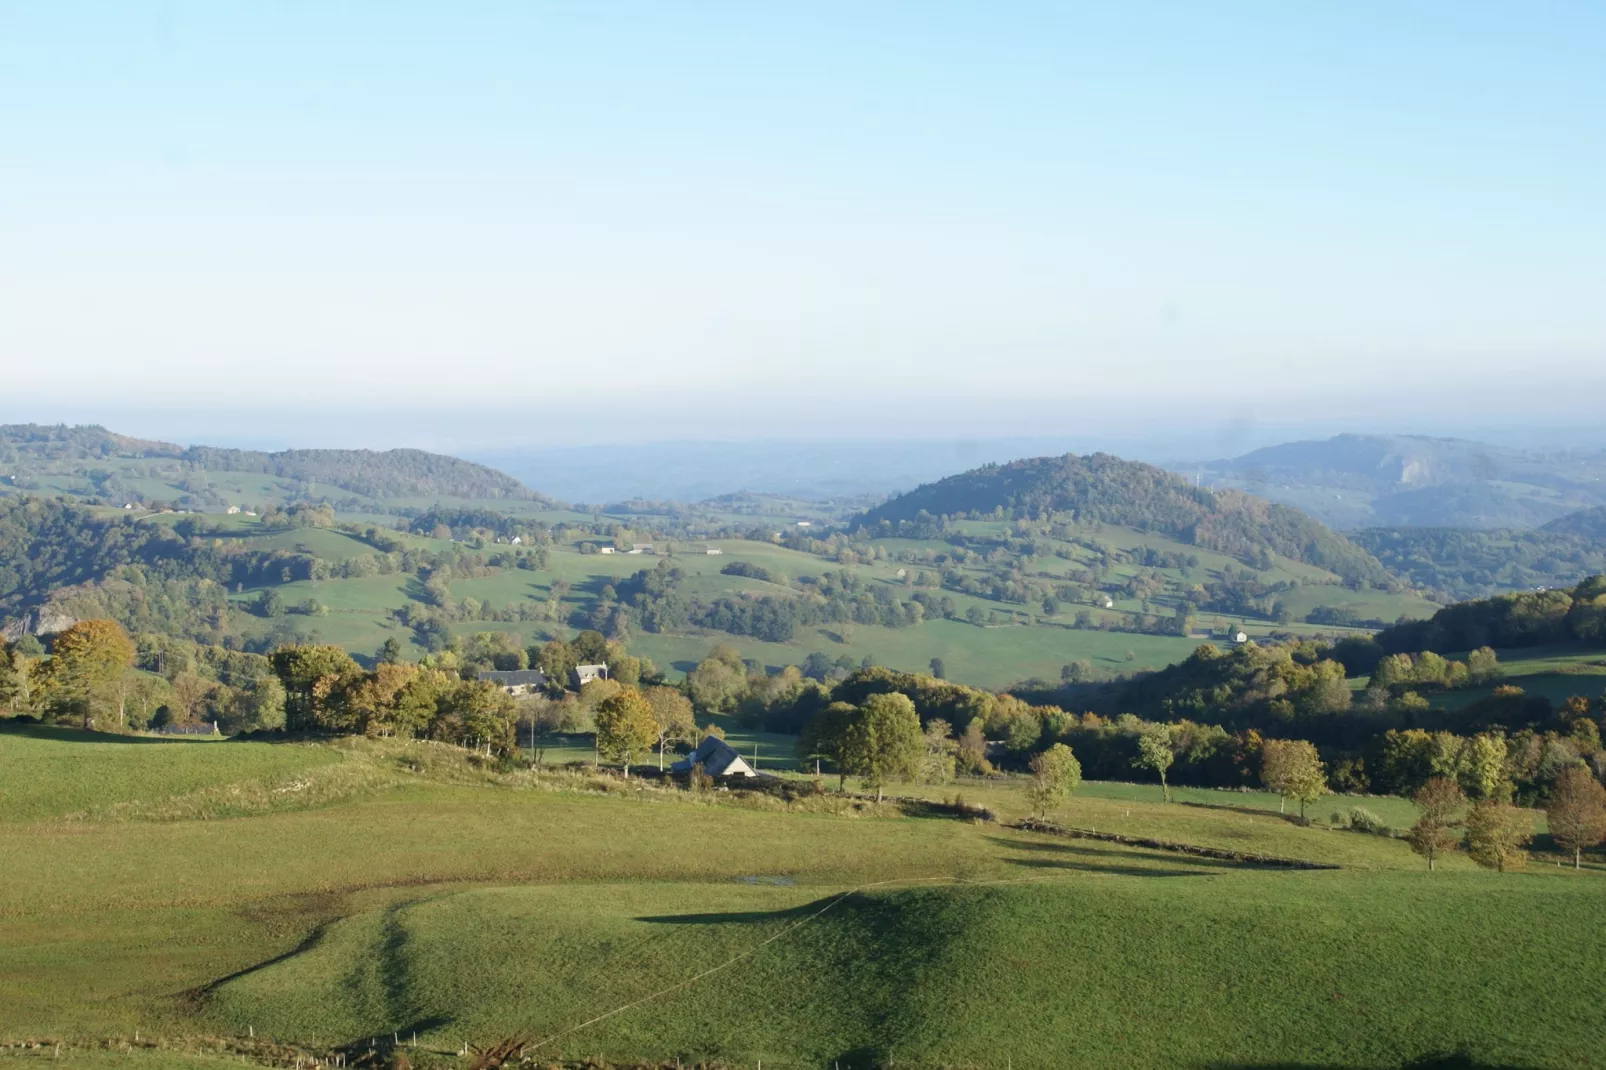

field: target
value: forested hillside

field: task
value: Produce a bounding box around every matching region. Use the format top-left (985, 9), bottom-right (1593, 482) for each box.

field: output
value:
top-left (1, 423), bottom-right (540, 507)
top-left (854, 453), bottom-right (1394, 586)
top-left (1373, 575), bottom-right (1606, 655)
top-left (1352, 525), bottom-right (1606, 602)
top-left (1541, 505), bottom-right (1606, 540)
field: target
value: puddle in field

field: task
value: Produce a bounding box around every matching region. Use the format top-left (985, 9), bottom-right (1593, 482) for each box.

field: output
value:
top-left (736, 875), bottom-right (797, 886)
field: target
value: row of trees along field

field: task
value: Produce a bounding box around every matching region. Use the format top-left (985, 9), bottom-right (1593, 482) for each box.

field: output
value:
top-left (7, 619), bottom-right (1606, 871)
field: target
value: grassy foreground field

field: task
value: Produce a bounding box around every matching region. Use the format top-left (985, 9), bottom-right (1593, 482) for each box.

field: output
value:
top-left (1, 726), bottom-right (1601, 1069)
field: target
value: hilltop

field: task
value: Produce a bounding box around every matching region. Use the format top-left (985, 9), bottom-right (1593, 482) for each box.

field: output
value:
top-left (854, 452), bottom-right (1394, 587)
top-left (1192, 433), bottom-right (1606, 530)
top-left (1540, 504), bottom-right (1606, 540)
top-left (0, 423), bottom-right (541, 509)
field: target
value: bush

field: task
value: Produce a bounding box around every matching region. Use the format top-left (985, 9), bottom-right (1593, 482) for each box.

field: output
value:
top-left (1345, 806), bottom-right (1387, 834)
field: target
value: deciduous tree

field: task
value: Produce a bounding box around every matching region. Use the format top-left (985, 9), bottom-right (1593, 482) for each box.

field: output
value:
top-left (1260, 739), bottom-right (1327, 821)
top-left (1407, 776), bottom-right (1465, 872)
top-left (1465, 800), bottom-right (1532, 872)
top-left (1026, 743), bottom-right (1083, 818)
top-left (36, 619), bottom-right (135, 729)
top-left (1546, 766), bottom-right (1606, 869)
top-left (594, 687), bottom-right (658, 778)
top-left (644, 685), bottom-right (696, 770)
top-left (1135, 724), bottom-right (1174, 802)
top-left (841, 692), bottom-right (922, 802)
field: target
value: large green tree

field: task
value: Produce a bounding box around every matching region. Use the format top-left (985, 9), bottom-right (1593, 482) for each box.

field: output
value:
top-left (269, 644), bottom-right (361, 732)
top-left (840, 692), bottom-right (923, 802)
top-left (594, 687), bottom-right (658, 778)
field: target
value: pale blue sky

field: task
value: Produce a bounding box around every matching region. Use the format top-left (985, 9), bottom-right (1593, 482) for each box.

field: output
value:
top-left (2, 2), bottom-right (1603, 447)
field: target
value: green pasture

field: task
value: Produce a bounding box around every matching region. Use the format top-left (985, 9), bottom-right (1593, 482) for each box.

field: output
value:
top-left (0, 725), bottom-right (340, 823)
top-left (0, 730), bottom-right (1600, 1068)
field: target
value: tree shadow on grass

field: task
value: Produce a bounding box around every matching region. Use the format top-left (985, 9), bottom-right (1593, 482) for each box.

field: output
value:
top-left (1199, 1054), bottom-right (1541, 1070)
top-left (0, 721), bottom-right (217, 744)
top-left (1005, 855), bottom-right (1216, 878)
top-left (635, 900), bottom-right (829, 926)
top-left (986, 835), bottom-right (1251, 872)
top-left (1178, 799), bottom-right (1307, 826)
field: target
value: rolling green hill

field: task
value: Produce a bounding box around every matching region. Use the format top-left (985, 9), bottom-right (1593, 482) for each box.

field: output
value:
top-left (0, 730), bottom-right (1598, 1069)
top-left (0, 424), bottom-right (542, 512)
top-left (1541, 504), bottom-right (1606, 539)
top-left (855, 452), bottom-right (1395, 586)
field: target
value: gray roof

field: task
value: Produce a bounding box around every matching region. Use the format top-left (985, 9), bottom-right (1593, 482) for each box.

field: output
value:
top-left (670, 735), bottom-right (755, 776)
top-left (479, 669), bottom-right (547, 686)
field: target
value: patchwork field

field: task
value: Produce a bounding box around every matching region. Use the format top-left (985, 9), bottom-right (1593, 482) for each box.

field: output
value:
top-left (1, 725), bottom-right (1600, 1069)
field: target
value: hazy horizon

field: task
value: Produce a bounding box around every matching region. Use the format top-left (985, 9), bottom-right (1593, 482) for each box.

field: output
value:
top-left (4, 3), bottom-right (1604, 432)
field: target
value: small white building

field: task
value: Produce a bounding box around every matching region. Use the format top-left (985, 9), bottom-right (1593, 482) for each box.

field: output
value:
top-left (706, 547), bottom-right (724, 555)
top-left (226, 505), bottom-right (241, 515)
top-left (599, 546), bottom-right (616, 554)
top-left (572, 663), bottom-right (609, 688)
top-left (1233, 630), bottom-right (1250, 644)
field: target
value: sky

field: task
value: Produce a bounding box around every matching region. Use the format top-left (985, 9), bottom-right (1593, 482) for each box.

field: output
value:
top-left (2, 2), bottom-right (1604, 451)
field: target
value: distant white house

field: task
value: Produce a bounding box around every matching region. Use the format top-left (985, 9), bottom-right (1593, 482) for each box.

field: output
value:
top-left (480, 668), bottom-right (548, 695)
top-left (1102, 596), bottom-right (1115, 609)
top-left (671, 736), bottom-right (757, 778)
top-left (510, 536), bottom-right (522, 545)
top-left (572, 663), bottom-right (609, 688)
top-left (705, 547), bottom-right (724, 555)
top-left (226, 505), bottom-right (241, 515)
top-left (796, 521), bottom-right (811, 528)
top-left (1233, 630), bottom-right (1250, 644)
top-left (599, 546), bottom-right (616, 554)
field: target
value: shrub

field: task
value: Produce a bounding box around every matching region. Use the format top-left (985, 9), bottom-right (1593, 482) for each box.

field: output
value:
top-left (1345, 806), bottom-right (1387, 834)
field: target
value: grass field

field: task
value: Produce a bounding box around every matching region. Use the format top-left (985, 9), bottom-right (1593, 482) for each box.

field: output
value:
top-left (218, 519), bottom-right (1422, 689)
top-left (1, 726), bottom-right (1601, 1069)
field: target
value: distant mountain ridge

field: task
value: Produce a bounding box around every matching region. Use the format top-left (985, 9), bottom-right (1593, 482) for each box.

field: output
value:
top-left (1191, 433), bottom-right (1606, 530)
top-left (854, 452), bottom-right (1394, 586)
top-left (0, 423), bottom-right (540, 503)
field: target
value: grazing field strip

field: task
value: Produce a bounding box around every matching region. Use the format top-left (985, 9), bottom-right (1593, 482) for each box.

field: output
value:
top-left (1011, 818), bottom-right (1342, 870)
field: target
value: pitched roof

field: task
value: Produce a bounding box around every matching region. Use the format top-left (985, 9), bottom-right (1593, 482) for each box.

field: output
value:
top-left (671, 735), bottom-right (755, 776)
top-left (480, 669), bottom-right (547, 685)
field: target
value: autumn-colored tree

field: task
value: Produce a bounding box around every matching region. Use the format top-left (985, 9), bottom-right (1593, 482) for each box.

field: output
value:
top-left (392, 668), bottom-right (452, 739)
top-left (954, 716), bottom-right (992, 776)
top-left (346, 663), bottom-right (419, 736)
top-left (918, 718), bottom-right (958, 785)
top-left (1546, 766), bottom-right (1606, 869)
top-left (594, 687), bottom-right (658, 777)
top-left (840, 692), bottom-right (923, 802)
top-left (269, 644), bottom-right (361, 732)
top-left (0, 646), bottom-right (37, 713)
top-left (1135, 724), bottom-right (1175, 802)
top-left (1407, 776), bottom-right (1465, 872)
top-left (37, 620), bottom-right (135, 729)
top-left (1261, 739), bottom-right (1327, 821)
top-left (644, 685), bottom-right (696, 770)
top-left (1026, 742), bottom-right (1083, 818)
top-left (167, 672), bottom-right (216, 725)
top-left (1465, 800), bottom-right (1532, 872)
